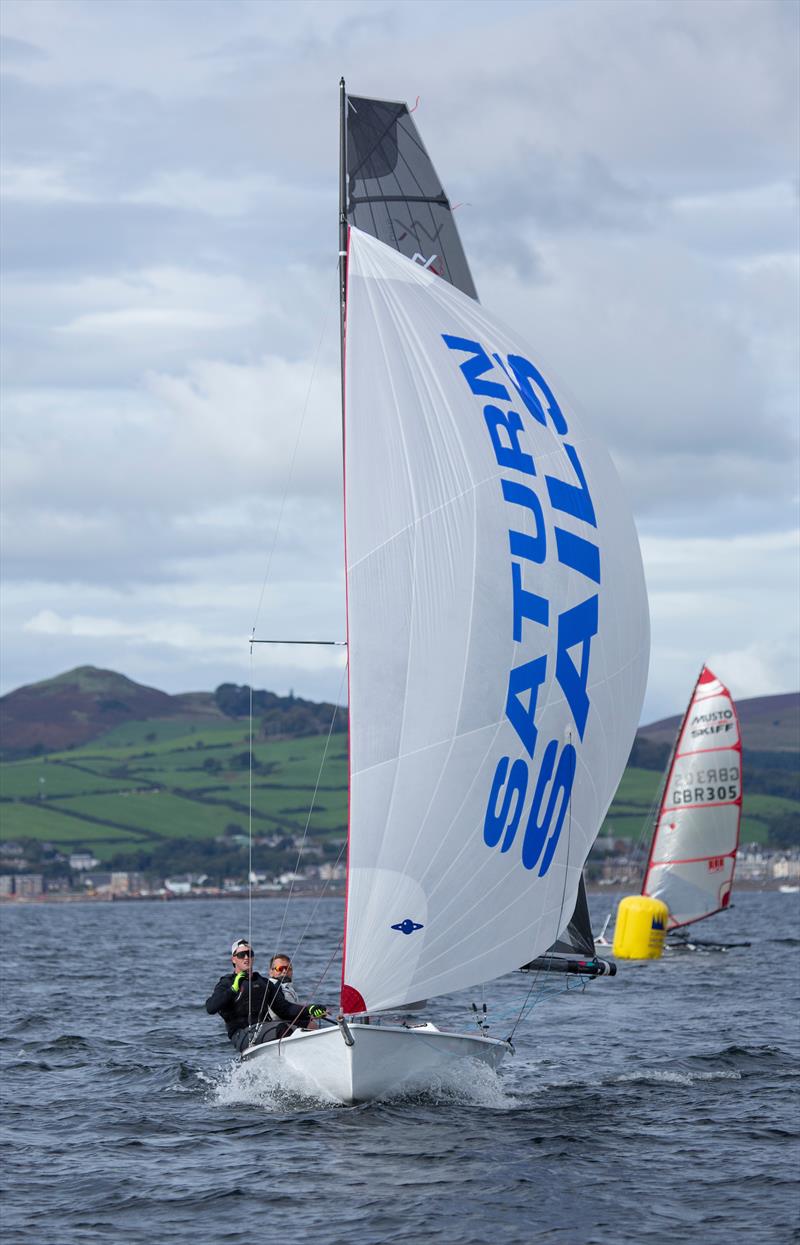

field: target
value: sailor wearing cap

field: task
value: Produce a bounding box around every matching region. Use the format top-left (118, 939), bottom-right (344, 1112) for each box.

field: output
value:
top-left (205, 938), bottom-right (327, 1053)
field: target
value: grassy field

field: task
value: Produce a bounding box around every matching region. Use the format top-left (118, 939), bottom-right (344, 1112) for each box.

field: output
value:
top-left (87, 718), bottom-right (225, 748)
top-left (0, 718), bottom-right (795, 863)
top-left (598, 767), bottom-right (790, 846)
top-left (0, 761), bottom-right (136, 799)
top-left (0, 800), bottom-right (150, 853)
top-left (0, 723), bottom-right (349, 861)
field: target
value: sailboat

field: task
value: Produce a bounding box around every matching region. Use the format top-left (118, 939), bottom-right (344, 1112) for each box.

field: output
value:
top-left (242, 82), bottom-right (649, 1102)
top-left (611, 665), bottom-right (744, 958)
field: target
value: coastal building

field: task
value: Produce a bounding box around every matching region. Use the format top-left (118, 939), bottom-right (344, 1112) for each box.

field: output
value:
top-left (15, 874), bottom-right (44, 898)
top-left (772, 856), bottom-right (800, 881)
top-left (81, 871), bottom-right (113, 891)
top-left (0, 842), bottom-right (26, 870)
top-left (164, 878), bottom-right (191, 895)
top-left (69, 852), bottom-right (100, 871)
top-left (110, 870), bottom-right (145, 894)
top-left (318, 862), bottom-right (346, 882)
top-left (0, 875), bottom-right (15, 896)
top-left (737, 851), bottom-right (770, 882)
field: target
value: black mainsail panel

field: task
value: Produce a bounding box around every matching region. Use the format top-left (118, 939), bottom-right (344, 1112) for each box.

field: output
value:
top-left (547, 875), bottom-right (596, 958)
top-left (345, 93), bottom-right (478, 301)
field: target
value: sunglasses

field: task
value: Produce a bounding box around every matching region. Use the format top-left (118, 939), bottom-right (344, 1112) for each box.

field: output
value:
top-left (272, 964), bottom-right (291, 973)
top-left (233, 950), bottom-right (253, 959)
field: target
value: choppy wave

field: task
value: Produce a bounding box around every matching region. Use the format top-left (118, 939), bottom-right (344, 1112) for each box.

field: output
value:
top-left (615, 1067), bottom-right (742, 1085)
top-left (210, 1055), bottom-right (342, 1111)
top-left (1, 891), bottom-right (798, 1245)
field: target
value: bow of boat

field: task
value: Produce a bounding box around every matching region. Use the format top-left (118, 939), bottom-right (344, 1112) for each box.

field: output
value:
top-left (240, 1022), bottom-right (509, 1104)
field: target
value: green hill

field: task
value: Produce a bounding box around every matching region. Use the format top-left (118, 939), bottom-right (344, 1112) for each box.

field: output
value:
top-left (639, 690), bottom-right (799, 753)
top-left (0, 666), bottom-right (223, 756)
top-left (0, 669), bottom-right (796, 882)
top-left (0, 665), bottom-right (346, 758)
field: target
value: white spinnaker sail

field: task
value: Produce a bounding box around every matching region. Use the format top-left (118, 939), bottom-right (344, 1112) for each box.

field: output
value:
top-left (341, 228), bottom-right (649, 1014)
top-left (642, 667), bottom-right (742, 929)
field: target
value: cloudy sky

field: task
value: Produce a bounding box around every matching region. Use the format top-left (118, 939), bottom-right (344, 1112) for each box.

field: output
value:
top-left (1, 0), bottom-right (798, 722)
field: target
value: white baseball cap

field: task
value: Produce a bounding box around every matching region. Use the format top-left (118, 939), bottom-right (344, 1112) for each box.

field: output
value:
top-left (231, 938), bottom-right (253, 954)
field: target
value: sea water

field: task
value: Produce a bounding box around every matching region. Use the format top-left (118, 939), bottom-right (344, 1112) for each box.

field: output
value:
top-left (1, 891), bottom-right (798, 1243)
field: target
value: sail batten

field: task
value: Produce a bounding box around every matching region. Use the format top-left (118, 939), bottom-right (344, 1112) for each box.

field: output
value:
top-left (340, 226), bottom-right (649, 1013)
top-left (642, 666), bottom-right (742, 929)
top-left (345, 93), bottom-right (479, 301)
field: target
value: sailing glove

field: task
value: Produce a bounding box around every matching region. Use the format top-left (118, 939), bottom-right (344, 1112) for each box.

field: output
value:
top-left (309, 1005), bottom-right (327, 1018)
top-left (232, 972), bottom-right (247, 994)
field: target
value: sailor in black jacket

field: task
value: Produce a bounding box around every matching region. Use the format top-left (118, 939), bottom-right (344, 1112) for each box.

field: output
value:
top-left (206, 939), bottom-right (326, 1053)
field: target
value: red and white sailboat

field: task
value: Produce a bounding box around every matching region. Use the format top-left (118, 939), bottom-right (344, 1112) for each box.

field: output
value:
top-left (606, 665), bottom-right (745, 957)
top-left (642, 666), bottom-right (742, 930)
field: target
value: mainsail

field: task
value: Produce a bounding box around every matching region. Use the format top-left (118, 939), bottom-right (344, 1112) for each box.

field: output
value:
top-left (345, 93), bottom-right (478, 300)
top-left (641, 667), bottom-right (742, 929)
top-left (340, 227), bottom-right (649, 1014)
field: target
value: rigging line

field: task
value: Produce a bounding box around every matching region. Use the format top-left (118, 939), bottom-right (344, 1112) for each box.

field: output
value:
top-left (553, 729), bottom-right (575, 951)
top-left (630, 758), bottom-right (671, 886)
top-left (250, 265), bottom-right (338, 639)
top-left (508, 957), bottom-right (544, 1043)
top-left (311, 934), bottom-right (345, 1002)
top-left (248, 669), bottom-right (254, 1030)
top-left (639, 665), bottom-right (705, 885)
top-left (274, 936), bottom-right (345, 1051)
top-left (507, 763), bottom-right (576, 1051)
top-left (274, 665), bottom-right (348, 956)
top-left (290, 836), bottom-right (348, 962)
top-left (511, 737), bottom-right (579, 1019)
top-left (504, 742), bottom-right (577, 1031)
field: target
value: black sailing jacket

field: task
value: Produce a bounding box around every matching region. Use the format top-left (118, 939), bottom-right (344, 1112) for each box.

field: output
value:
top-left (205, 971), bottom-right (313, 1038)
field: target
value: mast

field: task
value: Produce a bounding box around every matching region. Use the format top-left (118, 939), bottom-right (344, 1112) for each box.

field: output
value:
top-left (338, 77), bottom-right (348, 432)
top-left (641, 664), bottom-right (704, 894)
top-left (338, 76), bottom-right (355, 1013)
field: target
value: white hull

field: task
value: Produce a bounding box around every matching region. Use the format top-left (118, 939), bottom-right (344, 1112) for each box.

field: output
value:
top-left (240, 1022), bottom-right (509, 1104)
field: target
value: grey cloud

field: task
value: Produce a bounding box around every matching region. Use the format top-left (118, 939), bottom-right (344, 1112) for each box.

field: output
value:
top-left (1, 0), bottom-right (797, 711)
top-left (2, 494), bottom-right (344, 593)
top-left (0, 35), bottom-right (46, 64)
top-left (469, 151), bottom-right (659, 237)
top-left (459, 150), bottom-right (660, 284)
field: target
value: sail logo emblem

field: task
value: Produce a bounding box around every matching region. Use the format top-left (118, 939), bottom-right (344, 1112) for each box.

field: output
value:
top-left (443, 335), bottom-right (600, 878)
top-left (412, 251), bottom-right (439, 271)
top-left (689, 706), bottom-right (734, 740)
top-left (391, 918), bottom-right (424, 935)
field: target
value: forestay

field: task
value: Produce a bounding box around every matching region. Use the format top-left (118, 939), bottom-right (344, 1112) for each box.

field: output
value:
top-left (642, 667), bottom-right (742, 929)
top-left (341, 227), bottom-right (649, 1014)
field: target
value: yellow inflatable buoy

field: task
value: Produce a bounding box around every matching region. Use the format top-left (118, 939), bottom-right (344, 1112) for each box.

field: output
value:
top-left (612, 895), bottom-right (669, 960)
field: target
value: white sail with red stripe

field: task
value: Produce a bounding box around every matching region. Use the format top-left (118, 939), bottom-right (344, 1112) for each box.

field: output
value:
top-left (642, 667), bottom-right (742, 929)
